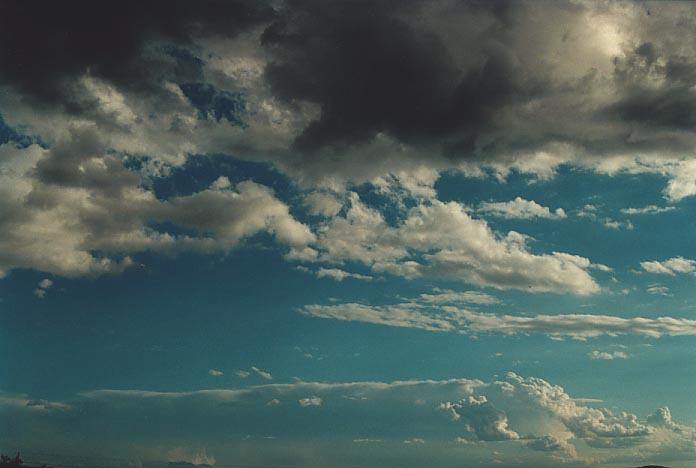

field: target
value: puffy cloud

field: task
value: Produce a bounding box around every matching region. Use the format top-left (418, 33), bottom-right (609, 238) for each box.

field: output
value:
top-left (526, 434), bottom-right (570, 452)
top-left (2, 0), bottom-right (696, 204)
top-left (33, 278), bottom-right (53, 298)
top-left (603, 219), bottom-right (634, 231)
top-left (504, 372), bottom-right (653, 440)
top-left (298, 396), bottom-right (323, 407)
top-left (478, 197), bottom-right (567, 220)
top-left (641, 257), bottom-right (696, 276)
top-left (303, 192), bottom-right (343, 217)
top-left (208, 369), bottom-right (224, 377)
top-left (313, 194), bottom-right (599, 295)
top-left (302, 293), bottom-right (696, 339)
top-left (439, 396), bottom-right (519, 441)
top-left (5, 373), bottom-right (692, 466)
top-left (588, 351), bottom-right (628, 361)
top-left (0, 129), bottom-right (314, 279)
top-left (647, 407), bottom-right (684, 432)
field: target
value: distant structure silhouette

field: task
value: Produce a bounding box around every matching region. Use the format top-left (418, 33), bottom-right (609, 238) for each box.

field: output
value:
top-left (0, 452), bottom-right (22, 466)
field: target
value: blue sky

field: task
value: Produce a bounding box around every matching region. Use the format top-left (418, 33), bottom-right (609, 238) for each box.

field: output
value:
top-left (3, 1), bottom-right (696, 467)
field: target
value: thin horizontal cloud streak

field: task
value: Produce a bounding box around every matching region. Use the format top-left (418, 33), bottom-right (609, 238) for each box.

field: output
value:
top-left (302, 296), bottom-right (696, 339)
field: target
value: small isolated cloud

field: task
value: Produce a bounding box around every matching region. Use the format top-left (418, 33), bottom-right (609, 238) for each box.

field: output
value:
top-left (251, 366), bottom-right (273, 380)
top-left (647, 284), bottom-right (670, 296)
top-left (316, 268), bottom-right (372, 282)
top-left (641, 257), bottom-right (696, 276)
top-left (236, 370), bottom-right (250, 379)
top-left (403, 438), bottom-right (425, 445)
top-left (588, 350), bottom-right (628, 360)
top-left (621, 205), bottom-right (676, 215)
top-left (603, 219), bottom-right (634, 231)
top-left (353, 438), bottom-right (381, 444)
top-left (478, 197), bottom-right (566, 220)
top-left (266, 399), bottom-right (281, 407)
top-left (298, 396), bottom-right (322, 407)
top-left (33, 278), bottom-right (53, 298)
top-left (577, 204), bottom-right (599, 219)
top-left (208, 369), bottom-right (224, 377)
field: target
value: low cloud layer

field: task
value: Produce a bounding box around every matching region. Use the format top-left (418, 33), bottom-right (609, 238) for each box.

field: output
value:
top-left (2, 372), bottom-right (693, 467)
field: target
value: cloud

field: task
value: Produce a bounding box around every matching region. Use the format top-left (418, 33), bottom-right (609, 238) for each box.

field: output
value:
top-left (403, 438), bottom-right (425, 445)
top-left (304, 192), bottom-right (343, 217)
top-left (439, 396), bottom-right (520, 441)
top-left (302, 293), bottom-right (696, 339)
top-left (641, 257), bottom-right (696, 276)
top-left (251, 366), bottom-right (273, 380)
top-left (313, 193), bottom-right (599, 295)
top-left (0, 130), bottom-right (314, 278)
top-left (315, 268), bottom-right (372, 282)
top-left (417, 289), bottom-right (500, 305)
top-left (33, 278), bottom-right (53, 298)
top-left (647, 284), bottom-right (670, 296)
top-left (0, 0), bottom-right (274, 106)
top-left (603, 219), bottom-right (634, 231)
top-left (620, 205), bottom-right (676, 215)
top-left (478, 197), bottom-right (567, 220)
top-left (4, 2), bottom-right (696, 284)
top-left (4, 373), bottom-right (694, 466)
top-left (526, 434), bottom-right (570, 452)
top-left (236, 370), bottom-right (251, 379)
top-left (588, 351), bottom-right (628, 360)
top-left (208, 369), bottom-right (224, 377)
top-left (1, 0), bottom-right (696, 205)
top-left (298, 396), bottom-right (323, 407)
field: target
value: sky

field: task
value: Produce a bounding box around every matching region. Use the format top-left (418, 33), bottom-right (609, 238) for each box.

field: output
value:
top-left (3, 1), bottom-right (696, 467)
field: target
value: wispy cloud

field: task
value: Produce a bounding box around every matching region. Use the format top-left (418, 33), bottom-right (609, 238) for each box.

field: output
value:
top-left (302, 292), bottom-right (696, 339)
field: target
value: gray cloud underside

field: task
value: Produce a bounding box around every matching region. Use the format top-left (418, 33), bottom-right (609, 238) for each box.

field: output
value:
top-left (3, 1), bottom-right (696, 190)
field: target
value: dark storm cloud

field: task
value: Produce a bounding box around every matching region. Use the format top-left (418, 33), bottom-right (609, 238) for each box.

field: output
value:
top-left (261, 0), bottom-right (537, 155)
top-left (2, 0), bottom-right (696, 174)
top-left (0, 0), bottom-right (275, 107)
top-left (604, 42), bottom-right (696, 130)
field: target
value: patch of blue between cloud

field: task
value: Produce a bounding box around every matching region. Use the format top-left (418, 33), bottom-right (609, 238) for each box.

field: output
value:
top-left (352, 181), bottom-right (420, 227)
top-left (0, 113), bottom-right (37, 148)
top-left (179, 82), bottom-right (248, 127)
top-left (148, 154), bottom-right (295, 201)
